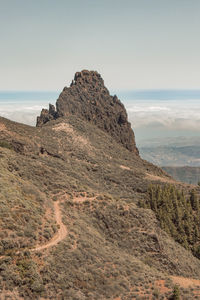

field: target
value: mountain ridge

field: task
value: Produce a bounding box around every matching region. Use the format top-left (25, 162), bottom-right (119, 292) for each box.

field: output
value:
top-left (0, 71), bottom-right (200, 299)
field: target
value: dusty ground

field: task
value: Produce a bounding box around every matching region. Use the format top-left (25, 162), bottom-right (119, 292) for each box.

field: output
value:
top-left (32, 201), bottom-right (67, 252)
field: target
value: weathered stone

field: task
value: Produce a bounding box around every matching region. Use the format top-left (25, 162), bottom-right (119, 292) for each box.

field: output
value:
top-left (37, 70), bottom-right (139, 154)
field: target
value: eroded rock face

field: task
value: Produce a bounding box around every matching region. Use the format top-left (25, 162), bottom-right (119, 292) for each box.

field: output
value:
top-left (37, 70), bottom-right (139, 154)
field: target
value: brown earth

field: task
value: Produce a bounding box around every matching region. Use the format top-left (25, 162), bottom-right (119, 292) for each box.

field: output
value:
top-left (31, 201), bottom-right (67, 252)
top-left (0, 71), bottom-right (200, 298)
top-left (171, 275), bottom-right (200, 288)
top-left (0, 114), bottom-right (200, 299)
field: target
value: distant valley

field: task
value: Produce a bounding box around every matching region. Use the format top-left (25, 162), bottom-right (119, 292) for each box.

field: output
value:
top-left (161, 166), bottom-right (200, 185)
top-left (139, 144), bottom-right (200, 167)
top-left (138, 136), bottom-right (200, 184)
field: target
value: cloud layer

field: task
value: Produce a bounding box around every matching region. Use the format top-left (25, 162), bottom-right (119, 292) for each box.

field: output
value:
top-left (125, 99), bottom-right (200, 132)
top-left (1, 98), bottom-right (200, 142)
top-left (0, 102), bottom-right (48, 126)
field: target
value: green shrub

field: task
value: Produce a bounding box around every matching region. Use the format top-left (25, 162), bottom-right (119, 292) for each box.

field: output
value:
top-left (0, 140), bottom-right (13, 150)
top-left (170, 285), bottom-right (181, 299)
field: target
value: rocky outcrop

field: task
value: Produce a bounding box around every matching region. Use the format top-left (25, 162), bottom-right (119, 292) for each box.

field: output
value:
top-left (37, 70), bottom-right (139, 154)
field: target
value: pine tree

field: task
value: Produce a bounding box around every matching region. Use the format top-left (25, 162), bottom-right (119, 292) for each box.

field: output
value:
top-left (190, 190), bottom-right (199, 210)
top-left (144, 184), bottom-right (200, 258)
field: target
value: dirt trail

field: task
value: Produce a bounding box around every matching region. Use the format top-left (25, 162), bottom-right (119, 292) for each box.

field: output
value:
top-left (0, 201), bottom-right (68, 260)
top-left (31, 201), bottom-right (67, 252)
top-left (145, 172), bottom-right (176, 184)
top-left (171, 276), bottom-right (200, 288)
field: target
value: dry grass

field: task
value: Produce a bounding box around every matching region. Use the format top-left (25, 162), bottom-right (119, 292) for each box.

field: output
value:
top-left (171, 276), bottom-right (200, 288)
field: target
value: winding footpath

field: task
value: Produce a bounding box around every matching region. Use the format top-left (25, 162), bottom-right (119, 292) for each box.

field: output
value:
top-left (0, 201), bottom-right (67, 261)
top-left (31, 201), bottom-right (67, 252)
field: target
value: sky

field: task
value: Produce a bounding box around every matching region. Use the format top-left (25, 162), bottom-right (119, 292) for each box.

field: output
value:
top-left (1, 0), bottom-right (200, 91)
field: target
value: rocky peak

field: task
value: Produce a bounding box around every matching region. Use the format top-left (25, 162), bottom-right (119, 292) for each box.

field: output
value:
top-left (37, 70), bottom-right (139, 155)
top-left (71, 70), bottom-right (105, 88)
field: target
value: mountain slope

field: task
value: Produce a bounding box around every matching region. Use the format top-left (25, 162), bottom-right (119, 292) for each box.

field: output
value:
top-left (1, 115), bottom-right (200, 299)
top-left (1, 71), bottom-right (200, 299)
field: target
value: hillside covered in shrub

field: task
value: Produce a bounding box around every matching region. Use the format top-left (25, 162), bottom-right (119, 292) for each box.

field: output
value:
top-left (1, 71), bottom-right (200, 299)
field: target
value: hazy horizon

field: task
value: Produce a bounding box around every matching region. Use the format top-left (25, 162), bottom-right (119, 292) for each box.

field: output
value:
top-left (1, 89), bottom-right (200, 145)
top-left (1, 0), bottom-right (200, 140)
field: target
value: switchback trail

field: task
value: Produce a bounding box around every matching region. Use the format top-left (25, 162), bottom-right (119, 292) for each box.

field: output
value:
top-left (31, 201), bottom-right (67, 252)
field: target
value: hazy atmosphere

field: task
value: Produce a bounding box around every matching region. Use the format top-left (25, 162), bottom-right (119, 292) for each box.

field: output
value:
top-left (1, 0), bottom-right (200, 143)
top-left (1, 90), bottom-right (200, 144)
top-left (1, 0), bottom-right (200, 90)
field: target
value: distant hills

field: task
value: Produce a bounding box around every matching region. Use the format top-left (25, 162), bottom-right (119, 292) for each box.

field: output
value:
top-left (138, 137), bottom-right (200, 184)
top-left (162, 166), bottom-right (200, 185)
top-left (139, 137), bottom-right (200, 166)
top-left (139, 145), bottom-right (200, 167)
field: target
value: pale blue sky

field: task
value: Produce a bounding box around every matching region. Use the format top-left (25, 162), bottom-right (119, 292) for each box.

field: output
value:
top-left (1, 0), bottom-right (200, 90)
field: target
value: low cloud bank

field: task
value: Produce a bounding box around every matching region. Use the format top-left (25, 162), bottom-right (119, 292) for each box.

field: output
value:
top-left (0, 102), bottom-right (48, 126)
top-left (0, 98), bottom-right (200, 138)
top-left (125, 99), bottom-right (200, 132)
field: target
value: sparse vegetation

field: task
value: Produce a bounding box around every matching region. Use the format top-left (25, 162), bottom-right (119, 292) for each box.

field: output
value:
top-left (0, 140), bottom-right (13, 150)
top-left (0, 115), bottom-right (200, 298)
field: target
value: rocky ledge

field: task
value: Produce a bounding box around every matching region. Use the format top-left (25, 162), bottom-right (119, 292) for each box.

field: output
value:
top-left (37, 70), bottom-right (139, 155)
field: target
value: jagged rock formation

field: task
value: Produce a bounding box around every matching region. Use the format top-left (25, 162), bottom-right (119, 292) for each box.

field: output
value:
top-left (37, 70), bottom-right (139, 154)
